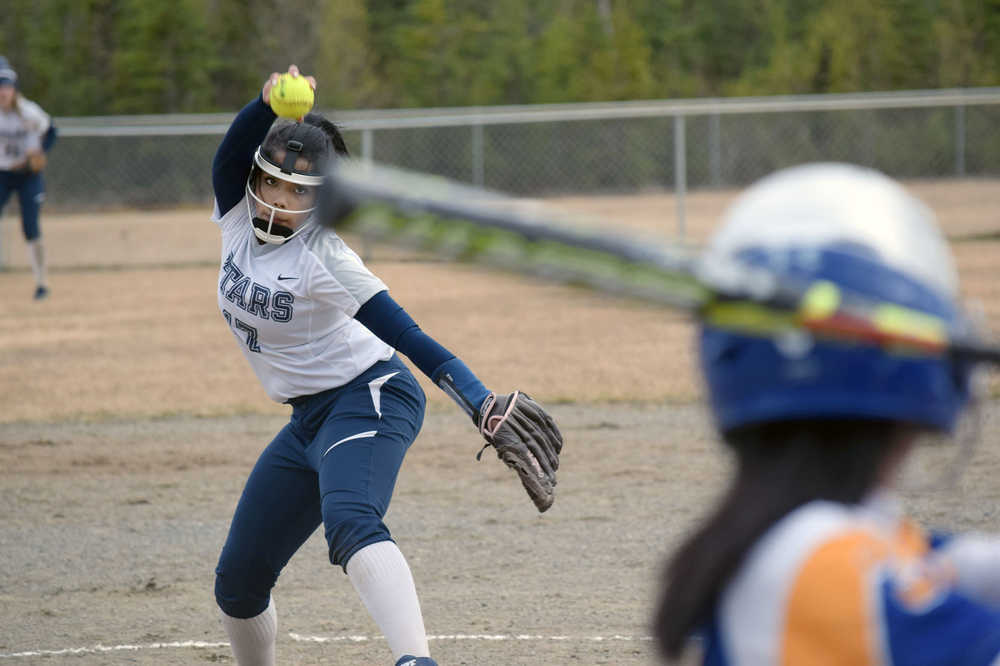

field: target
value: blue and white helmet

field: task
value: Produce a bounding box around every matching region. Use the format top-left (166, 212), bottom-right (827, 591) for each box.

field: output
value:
top-left (697, 163), bottom-right (973, 434)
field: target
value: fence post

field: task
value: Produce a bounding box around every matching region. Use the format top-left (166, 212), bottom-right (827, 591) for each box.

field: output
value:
top-left (955, 105), bottom-right (966, 177)
top-left (674, 114), bottom-right (687, 241)
top-left (472, 122), bottom-right (485, 187)
top-left (360, 128), bottom-right (375, 261)
top-left (361, 128), bottom-right (374, 167)
top-left (709, 111), bottom-right (721, 187)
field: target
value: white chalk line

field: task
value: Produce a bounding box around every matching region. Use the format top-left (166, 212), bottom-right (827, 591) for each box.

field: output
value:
top-left (0, 633), bottom-right (654, 658)
top-left (0, 641), bottom-right (231, 658)
top-left (292, 633), bottom-right (654, 643)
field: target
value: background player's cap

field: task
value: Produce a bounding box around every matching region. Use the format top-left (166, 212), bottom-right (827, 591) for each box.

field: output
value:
top-left (0, 56), bottom-right (18, 87)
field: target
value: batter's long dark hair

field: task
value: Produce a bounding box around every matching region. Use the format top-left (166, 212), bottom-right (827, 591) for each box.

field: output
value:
top-left (654, 419), bottom-right (908, 661)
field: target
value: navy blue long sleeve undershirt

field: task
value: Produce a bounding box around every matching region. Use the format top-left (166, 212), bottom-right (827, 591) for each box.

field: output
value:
top-left (41, 125), bottom-right (57, 152)
top-left (356, 290), bottom-right (490, 415)
top-left (212, 95), bottom-right (276, 216)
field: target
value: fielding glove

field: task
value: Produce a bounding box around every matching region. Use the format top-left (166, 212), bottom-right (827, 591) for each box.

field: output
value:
top-left (476, 391), bottom-right (563, 512)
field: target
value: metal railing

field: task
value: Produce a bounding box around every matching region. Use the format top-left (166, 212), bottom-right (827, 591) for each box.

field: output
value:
top-left (31, 87), bottom-right (1000, 235)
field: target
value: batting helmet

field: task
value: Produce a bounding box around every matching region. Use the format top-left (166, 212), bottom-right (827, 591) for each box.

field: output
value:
top-left (697, 163), bottom-right (974, 434)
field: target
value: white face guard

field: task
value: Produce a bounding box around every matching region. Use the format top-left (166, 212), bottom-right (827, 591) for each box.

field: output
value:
top-left (246, 146), bottom-right (324, 245)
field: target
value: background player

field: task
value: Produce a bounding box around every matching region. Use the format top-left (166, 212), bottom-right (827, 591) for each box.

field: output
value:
top-left (654, 163), bottom-right (1000, 663)
top-left (0, 56), bottom-right (57, 300)
top-left (210, 65), bottom-right (561, 666)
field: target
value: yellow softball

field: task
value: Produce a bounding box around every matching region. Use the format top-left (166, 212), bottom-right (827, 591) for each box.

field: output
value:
top-left (269, 73), bottom-right (314, 119)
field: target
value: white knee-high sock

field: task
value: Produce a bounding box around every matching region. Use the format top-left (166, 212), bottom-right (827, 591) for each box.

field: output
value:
top-left (219, 598), bottom-right (277, 666)
top-left (27, 239), bottom-right (46, 287)
top-left (346, 540), bottom-right (430, 661)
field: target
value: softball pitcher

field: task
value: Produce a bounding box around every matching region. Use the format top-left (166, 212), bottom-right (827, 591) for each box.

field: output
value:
top-left (210, 65), bottom-right (562, 666)
top-left (0, 56), bottom-right (57, 300)
top-left (655, 163), bottom-right (1000, 664)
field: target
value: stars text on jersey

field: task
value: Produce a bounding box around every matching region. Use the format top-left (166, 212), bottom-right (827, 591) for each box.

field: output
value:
top-left (220, 252), bottom-right (294, 321)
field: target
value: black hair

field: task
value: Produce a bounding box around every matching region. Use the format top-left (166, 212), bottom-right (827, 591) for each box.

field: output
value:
top-left (259, 120), bottom-right (333, 175)
top-left (304, 112), bottom-right (349, 157)
top-left (255, 113), bottom-right (349, 186)
top-left (654, 419), bottom-right (910, 661)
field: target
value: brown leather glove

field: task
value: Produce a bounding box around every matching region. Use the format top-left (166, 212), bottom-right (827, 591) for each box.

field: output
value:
top-left (476, 391), bottom-right (563, 512)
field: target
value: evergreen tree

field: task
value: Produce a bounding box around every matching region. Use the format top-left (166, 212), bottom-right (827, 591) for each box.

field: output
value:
top-left (316, 0), bottom-right (384, 109)
top-left (110, 0), bottom-right (211, 113)
top-left (2, 0), bottom-right (998, 114)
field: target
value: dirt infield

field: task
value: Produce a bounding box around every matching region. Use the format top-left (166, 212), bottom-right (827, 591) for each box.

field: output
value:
top-left (2, 182), bottom-right (1000, 664)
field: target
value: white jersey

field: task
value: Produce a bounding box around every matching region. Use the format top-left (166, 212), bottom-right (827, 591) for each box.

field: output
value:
top-left (708, 494), bottom-right (1000, 665)
top-left (0, 97), bottom-right (50, 171)
top-left (213, 195), bottom-right (395, 402)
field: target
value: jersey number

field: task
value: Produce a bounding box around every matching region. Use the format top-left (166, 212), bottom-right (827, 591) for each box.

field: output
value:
top-left (222, 309), bottom-right (261, 353)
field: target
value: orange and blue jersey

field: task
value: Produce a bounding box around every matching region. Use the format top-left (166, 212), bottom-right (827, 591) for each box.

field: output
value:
top-left (702, 494), bottom-right (1000, 665)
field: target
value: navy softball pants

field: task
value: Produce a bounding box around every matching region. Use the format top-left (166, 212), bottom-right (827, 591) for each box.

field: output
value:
top-left (215, 354), bottom-right (426, 619)
top-left (0, 170), bottom-right (45, 241)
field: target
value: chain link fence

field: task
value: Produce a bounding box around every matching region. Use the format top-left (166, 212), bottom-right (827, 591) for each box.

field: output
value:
top-left (28, 87), bottom-right (1000, 214)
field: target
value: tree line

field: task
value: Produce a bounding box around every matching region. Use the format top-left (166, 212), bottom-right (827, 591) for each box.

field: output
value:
top-left (3, 0), bottom-right (998, 116)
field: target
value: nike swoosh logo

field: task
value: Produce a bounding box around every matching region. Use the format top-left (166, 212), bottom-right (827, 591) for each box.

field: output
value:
top-left (277, 275), bottom-right (298, 281)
